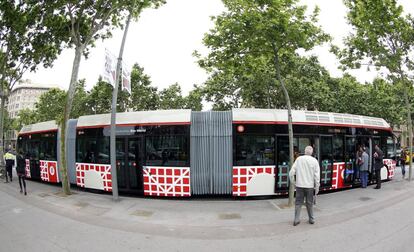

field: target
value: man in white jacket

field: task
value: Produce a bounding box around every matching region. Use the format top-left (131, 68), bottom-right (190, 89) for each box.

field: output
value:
top-left (289, 145), bottom-right (320, 226)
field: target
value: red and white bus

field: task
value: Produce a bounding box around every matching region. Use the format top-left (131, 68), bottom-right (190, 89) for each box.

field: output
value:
top-left (17, 109), bottom-right (396, 197)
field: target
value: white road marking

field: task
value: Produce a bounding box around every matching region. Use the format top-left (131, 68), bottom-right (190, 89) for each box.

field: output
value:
top-left (13, 208), bottom-right (22, 214)
top-left (269, 201), bottom-right (281, 210)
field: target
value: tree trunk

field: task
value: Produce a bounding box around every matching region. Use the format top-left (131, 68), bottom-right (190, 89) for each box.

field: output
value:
top-left (274, 52), bottom-right (295, 207)
top-left (403, 85), bottom-right (413, 181)
top-left (59, 44), bottom-right (84, 195)
top-left (110, 13), bottom-right (132, 201)
top-left (0, 49), bottom-right (10, 175)
top-left (0, 94), bottom-right (7, 178)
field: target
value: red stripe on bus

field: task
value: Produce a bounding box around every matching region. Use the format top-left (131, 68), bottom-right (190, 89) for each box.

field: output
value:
top-left (232, 121), bottom-right (393, 131)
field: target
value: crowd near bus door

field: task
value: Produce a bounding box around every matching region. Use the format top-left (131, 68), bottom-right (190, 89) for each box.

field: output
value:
top-left (344, 137), bottom-right (356, 185)
top-left (355, 136), bottom-right (372, 183)
top-left (116, 136), bottom-right (144, 193)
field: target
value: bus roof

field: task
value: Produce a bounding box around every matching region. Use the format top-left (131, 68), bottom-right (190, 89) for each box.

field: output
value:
top-left (18, 109), bottom-right (392, 134)
top-left (19, 120), bottom-right (58, 135)
top-left (77, 109), bottom-right (192, 128)
top-left (232, 108), bottom-right (391, 130)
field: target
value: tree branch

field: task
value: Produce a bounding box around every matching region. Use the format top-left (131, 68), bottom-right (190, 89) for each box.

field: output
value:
top-left (67, 3), bottom-right (79, 45)
top-left (85, 7), bottom-right (116, 45)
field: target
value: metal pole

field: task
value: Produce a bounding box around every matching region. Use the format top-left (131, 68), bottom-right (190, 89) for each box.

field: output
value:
top-left (110, 13), bottom-right (132, 201)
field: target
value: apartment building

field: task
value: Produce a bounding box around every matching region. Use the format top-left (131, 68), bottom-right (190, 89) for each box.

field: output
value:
top-left (3, 79), bottom-right (59, 149)
top-left (7, 79), bottom-right (59, 119)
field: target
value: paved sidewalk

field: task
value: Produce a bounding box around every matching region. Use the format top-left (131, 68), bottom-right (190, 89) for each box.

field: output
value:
top-left (1, 167), bottom-right (414, 240)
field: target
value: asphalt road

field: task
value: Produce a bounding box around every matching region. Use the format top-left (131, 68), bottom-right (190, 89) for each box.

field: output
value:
top-left (0, 172), bottom-right (413, 251)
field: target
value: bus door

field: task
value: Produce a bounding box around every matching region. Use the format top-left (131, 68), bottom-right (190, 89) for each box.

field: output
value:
top-left (355, 137), bottom-right (370, 155)
top-left (293, 136), bottom-right (319, 160)
top-left (356, 136), bottom-right (371, 179)
top-left (319, 136), bottom-right (333, 188)
top-left (275, 136), bottom-right (290, 191)
top-left (372, 136), bottom-right (382, 155)
top-left (29, 138), bottom-right (41, 180)
top-left (116, 136), bottom-right (144, 194)
top-left (344, 137), bottom-right (357, 185)
top-left (275, 136), bottom-right (320, 192)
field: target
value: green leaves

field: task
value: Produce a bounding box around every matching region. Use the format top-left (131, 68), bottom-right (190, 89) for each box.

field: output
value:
top-left (15, 63), bottom-right (203, 128)
top-left (337, 0), bottom-right (414, 77)
top-left (0, 1), bottom-right (65, 89)
top-left (197, 0), bottom-right (330, 110)
top-left (129, 64), bottom-right (160, 111)
top-left (16, 109), bottom-right (38, 129)
top-left (336, 0), bottom-right (414, 157)
top-left (37, 0), bottom-right (166, 52)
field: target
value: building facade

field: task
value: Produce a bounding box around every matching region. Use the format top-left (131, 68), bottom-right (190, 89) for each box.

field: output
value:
top-left (7, 79), bottom-right (58, 119)
top-left (4, 79), bottom-right (59, 149)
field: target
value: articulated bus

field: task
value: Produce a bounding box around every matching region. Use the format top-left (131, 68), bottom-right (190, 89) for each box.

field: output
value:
top-left (17, 109), bottom-right (396, 198)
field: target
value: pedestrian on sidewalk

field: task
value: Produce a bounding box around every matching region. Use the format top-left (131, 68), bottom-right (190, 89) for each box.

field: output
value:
top-left (400, 148), bottom-right (406, 179)
top-left (16, 151), bottom-right (27, 195)
top-left (373, 145), bottom-right (384, 189)
top-left (4, 150), bottom-right (15, 183)
top-left (359, 147), bottom-right (369, 188)
top-left (289, 145), bottom-right (320, 226)
top-left (354, 146), bottom-right (362, 183)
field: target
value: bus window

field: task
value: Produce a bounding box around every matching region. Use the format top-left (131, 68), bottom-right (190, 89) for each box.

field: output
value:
top-left (39, 134), bottom-right (57, 161)
top-left (373, 137), bottom-right (387, 157)
top-left (333, 136), bottom-right (344, 162)
top-left (29, 140), bottom-right (40, 160)
top-left (97, 137), bottom-right (110, 164)
top-left (77, 137), bottom-right (98, 164)
top-left (277, 137), bottom-right (289, 166)
top-left (295, 137), bottom-right (319, 159)
top-left (235, 135), bottom-right (275, 166)
top-left (298, 138), bottom-right (310, 155)
top-left (373, 137), bottom-right (381, 149)
top-left (345, 137), bottom-right (356, 162)
top-left (17, 136), bottom-right (29, 157)
top-left (344, 137), bottom-right (357, 184)
top-left (386, 137), bottom-right (395, 159)
top-left (146, 135), bottom-right (189, 167)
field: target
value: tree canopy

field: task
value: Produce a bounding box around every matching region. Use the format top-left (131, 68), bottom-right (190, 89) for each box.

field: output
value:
top-left (333, 0), bottom-right (414, 180)
top-left (0, 0), bottom-right (66, 171)
top-left (196, 0), bottom-right (331, 206)
top-left (13, 63), bottom-right (203, 131)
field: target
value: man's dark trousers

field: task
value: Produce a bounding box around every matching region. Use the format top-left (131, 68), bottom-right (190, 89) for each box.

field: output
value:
top-left (5, 166), bottom-right (12, 182)
top-left (294, 187), bottom-right (314, 223)
top-left (375, 169), bottom-right (381, 189)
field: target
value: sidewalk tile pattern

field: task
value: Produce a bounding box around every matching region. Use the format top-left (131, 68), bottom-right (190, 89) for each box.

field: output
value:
top-left (40, 160), bottom-right (59, 183)
top-left (383, 159), bottom-right (396, 178)
top-left (76, 163), bottom-right (112, 192)
top-left (143, 166), bottom-right (191, 197)
top-left (25, 159), bottom-right (31, 178)
top-left (232, 166), bottom-right (275, 196)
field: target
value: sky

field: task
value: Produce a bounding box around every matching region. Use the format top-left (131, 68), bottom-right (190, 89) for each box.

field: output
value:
top-left (24, 0), bottom-right (414, 95)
